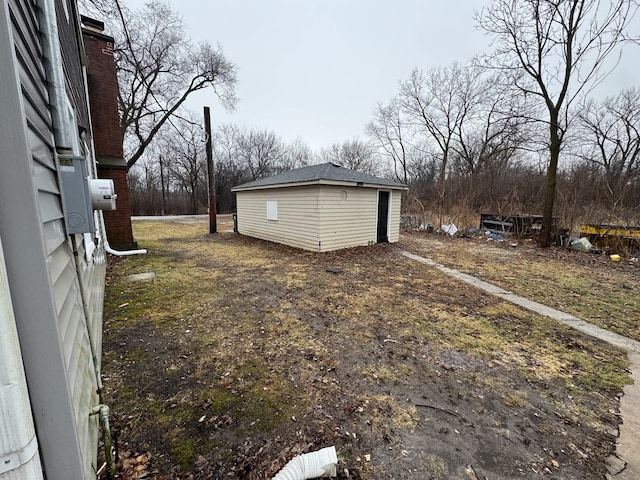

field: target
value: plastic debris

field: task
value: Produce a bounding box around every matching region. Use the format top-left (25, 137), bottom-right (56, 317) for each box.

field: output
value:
top-left (441, 224), bottom-right (458, 236)
top-left (570, 237), bottom-right (592, 252)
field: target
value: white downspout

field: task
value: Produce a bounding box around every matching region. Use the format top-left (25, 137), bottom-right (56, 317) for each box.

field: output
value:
top-left (103, 240), bottom-right (147, 256)
top-left (98, 208), bottom-right (146, 256)
top-left (272, 446), bottom-right (338, 480)
top-left (0, 236), bottom-right (45, 479)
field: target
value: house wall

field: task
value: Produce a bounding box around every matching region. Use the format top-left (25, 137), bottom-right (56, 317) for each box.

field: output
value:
top-left (0, 0), bottom-right (106, 478)
top-left (236, 185), bottom-right (321, 250)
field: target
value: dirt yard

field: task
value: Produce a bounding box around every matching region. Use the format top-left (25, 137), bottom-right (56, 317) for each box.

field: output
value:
top-left (102, 218), bottom-right (635, 479)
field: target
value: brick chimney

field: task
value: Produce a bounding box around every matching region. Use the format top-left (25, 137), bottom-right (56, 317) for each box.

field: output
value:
top-left (82, 16), bottom-right (137, 249)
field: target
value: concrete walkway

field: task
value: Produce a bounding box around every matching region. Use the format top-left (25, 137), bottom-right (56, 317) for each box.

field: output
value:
top-left (401, 250), bottom-right (640, 479)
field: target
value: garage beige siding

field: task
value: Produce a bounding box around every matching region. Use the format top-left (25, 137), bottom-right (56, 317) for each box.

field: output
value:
top-left (388, 189), bottom-right (402, 243)
top-left (236, 185), bottom-right (321, 250)
top-left (317, 187), bottom-right (378, 251)
top-left (236, 184), bottom-right (404, 252)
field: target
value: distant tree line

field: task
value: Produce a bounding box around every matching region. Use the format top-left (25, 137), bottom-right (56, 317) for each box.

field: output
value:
top-left (128, 79), bottom-right (640, 232)
top-left (128, 119), bottom-right (381, 215)
top-left (83, 0), bottom-right (640, 236)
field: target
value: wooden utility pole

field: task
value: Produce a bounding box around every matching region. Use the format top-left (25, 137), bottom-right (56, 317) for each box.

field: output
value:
top-left (159, 154), bottom-right (167, 215)
top-left (204, 106), bottom-right (217, 233)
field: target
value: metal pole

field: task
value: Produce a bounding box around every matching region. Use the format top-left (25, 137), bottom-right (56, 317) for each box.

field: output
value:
top-left (204, 106), bottom-right (217, 233)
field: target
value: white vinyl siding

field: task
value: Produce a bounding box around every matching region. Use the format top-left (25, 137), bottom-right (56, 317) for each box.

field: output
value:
top-left (3, 0), bottom-right (105, 477)
top-left (318, 187), bottom-right (378, 251)
top-left (236, 186), bottom-right (321, 250)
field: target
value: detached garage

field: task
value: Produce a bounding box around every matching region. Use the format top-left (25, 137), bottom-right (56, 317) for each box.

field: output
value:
top-left (231, 163), bottom-right (407, 252)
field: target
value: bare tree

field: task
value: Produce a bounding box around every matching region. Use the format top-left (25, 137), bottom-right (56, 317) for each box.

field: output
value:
top-left (128, 152), bottom-right (167, 215)
top-left (367, 97), bottom-right (415, 184)
top-left (213, 124), bottom-right (245, 213)
top-left (165, 117), bottom-right (207, 214)
top-left (237, 129), bottom-right (286, 180)
top-left (399, 63), bottom-right (487, 223)
top-left (283, 138), bottom-right (314, 171)
top-left (320, 138), bottom-right (380, 175)
top-left (476, 0), bottom-right (638, 246)
top-left (451, 76), bottom-right (528, 179)
top-left (577, 87), bottom-right (640, 215)
top-left (111, 1), bottom-right (237, 169)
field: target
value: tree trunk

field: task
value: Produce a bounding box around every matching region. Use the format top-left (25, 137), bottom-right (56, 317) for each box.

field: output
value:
top-left (541, 112), bottom-right (560, 247)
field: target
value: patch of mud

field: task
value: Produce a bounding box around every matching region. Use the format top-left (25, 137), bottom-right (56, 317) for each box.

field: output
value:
top-left (438, 349), bottom-right (485, 371)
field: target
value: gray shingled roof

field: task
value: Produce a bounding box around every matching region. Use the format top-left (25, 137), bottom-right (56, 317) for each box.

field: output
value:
top-left (232, 162), bottom-right (406, 191)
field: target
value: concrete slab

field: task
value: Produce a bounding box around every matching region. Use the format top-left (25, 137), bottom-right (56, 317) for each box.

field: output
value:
top-left (401, 250), bottom-right (640, 479)
top-left (122, 272), bottom-right (156, 283)
top-left (608, 352), bottom-right (640, 479)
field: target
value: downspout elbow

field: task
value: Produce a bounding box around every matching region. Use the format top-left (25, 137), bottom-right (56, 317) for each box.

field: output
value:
top-left (103, 241), bottom-right (147, 256)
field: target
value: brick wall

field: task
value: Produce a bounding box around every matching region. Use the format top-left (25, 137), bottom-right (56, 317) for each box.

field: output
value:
top-left (83, 25), bottom-right (136, 248)
top-left (83, 32), bottom-right (122, 159)
top-left (97, 166), bottom-right (137, 249)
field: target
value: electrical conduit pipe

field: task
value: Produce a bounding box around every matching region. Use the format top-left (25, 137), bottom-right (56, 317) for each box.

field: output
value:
top-left (272, 446), bottom-right (338, 480)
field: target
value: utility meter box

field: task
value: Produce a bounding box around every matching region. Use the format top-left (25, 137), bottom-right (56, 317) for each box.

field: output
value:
top-left (59, 155), bottom-right (118, 235)
top-left (90, 179), bottom-right (117, 210)
top-left (59, 154), bottom-right (95, 235)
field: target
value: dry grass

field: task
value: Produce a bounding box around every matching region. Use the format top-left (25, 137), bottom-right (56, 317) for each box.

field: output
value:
top-left (401, 233), bottom-right (640, 341)
top-left (102, 219), bottom-right (631, 479)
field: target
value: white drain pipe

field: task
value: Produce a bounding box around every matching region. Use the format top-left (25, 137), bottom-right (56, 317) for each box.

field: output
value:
top-left (103, 240), bottom-right (147, 256)
top-left (99, 208), bottom-right (146, 256)
top-left (272, 446), bottom-right (338, 480)
top-left (0, 236), bottom-right (45, 479)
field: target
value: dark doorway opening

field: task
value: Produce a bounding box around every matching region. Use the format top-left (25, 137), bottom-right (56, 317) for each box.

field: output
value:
top-left (377, 191), bottom-right (390, 243)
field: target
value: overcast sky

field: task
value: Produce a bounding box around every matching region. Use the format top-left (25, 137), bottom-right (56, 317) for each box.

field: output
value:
top-left (124, 0), bottom-right (639, 151)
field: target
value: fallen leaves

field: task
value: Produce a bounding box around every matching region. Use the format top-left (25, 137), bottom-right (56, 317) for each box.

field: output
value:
top-left (119, 451), bottom-right (156, 480)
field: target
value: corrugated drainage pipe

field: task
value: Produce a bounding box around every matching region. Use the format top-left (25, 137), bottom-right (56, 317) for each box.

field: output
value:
top-left (272, 446), bottom-right (338, 480)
